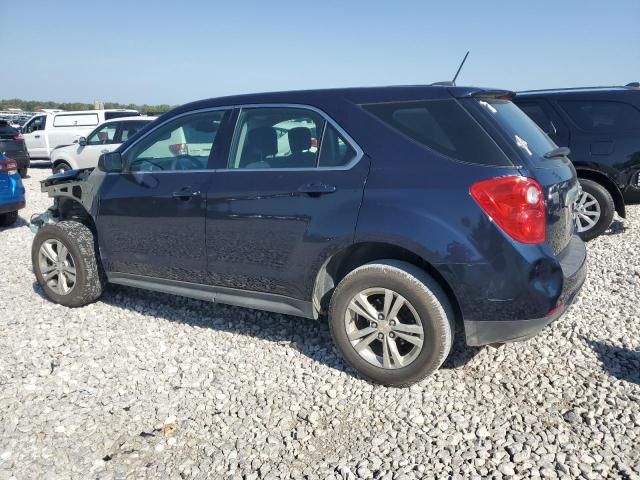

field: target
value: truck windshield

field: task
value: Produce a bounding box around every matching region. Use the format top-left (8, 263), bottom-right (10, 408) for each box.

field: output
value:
top-left (475, 98), bottom-right (557, 159)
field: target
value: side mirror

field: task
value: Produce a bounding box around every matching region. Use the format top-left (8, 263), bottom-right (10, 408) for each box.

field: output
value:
top-left (98, 152), bottom-right (124, 173)
top-left (78, 136), bottom-right (87, 146)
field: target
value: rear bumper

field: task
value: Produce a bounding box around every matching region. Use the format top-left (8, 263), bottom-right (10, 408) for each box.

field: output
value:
top-left (464, 235), bottom-right (587, 346)
top-left (0, 199), bottom-right (25, 214)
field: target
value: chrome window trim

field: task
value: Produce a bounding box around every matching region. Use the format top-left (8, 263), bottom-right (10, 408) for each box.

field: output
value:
top-left (120, 103), bottom-right (364, 173)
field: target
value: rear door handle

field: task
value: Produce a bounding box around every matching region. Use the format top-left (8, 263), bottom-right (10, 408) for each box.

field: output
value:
top-left (172, 187), bottom-right (201, 200)
top-left (297, 183), bottom-right (337, 196)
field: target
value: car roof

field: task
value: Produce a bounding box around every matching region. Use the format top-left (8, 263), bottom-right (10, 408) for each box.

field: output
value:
top-left (516, 85), bottom-right (640, 98)
top-left (168, 85), bottom-right (512, 116)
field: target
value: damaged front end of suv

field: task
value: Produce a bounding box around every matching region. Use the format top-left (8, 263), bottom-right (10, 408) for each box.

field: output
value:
top-left (29, 168), bottom-right (104, 233)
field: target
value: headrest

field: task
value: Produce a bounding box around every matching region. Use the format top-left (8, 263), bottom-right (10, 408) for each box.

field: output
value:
top-left (247, 127), bottom-right (277, 156)
top-left (288, 127), bottom-right (312, 153)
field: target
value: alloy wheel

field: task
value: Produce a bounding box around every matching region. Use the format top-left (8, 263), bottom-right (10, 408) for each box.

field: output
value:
top-left (344, 288), bottom-right (424, 369)
top-left (38, 239), bottom-right (77, 295)
top-left (575, 191), bottom-right (601, 233)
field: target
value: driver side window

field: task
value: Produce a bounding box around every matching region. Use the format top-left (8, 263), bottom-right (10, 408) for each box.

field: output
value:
top-left (126, 110), bottom-right (228, 172)
top-left (87, 123), bottom-right (117, 145)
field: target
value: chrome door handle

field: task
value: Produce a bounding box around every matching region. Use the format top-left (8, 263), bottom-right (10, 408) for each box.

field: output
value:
top-left (172, 188), bottom-right (201, 200)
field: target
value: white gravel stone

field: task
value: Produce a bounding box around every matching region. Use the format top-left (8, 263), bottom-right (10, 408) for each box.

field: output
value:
top-left (0, 167), bottom-right (638, 479)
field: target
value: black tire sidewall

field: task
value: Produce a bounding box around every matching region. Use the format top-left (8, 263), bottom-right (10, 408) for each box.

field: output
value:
top-left (0, 211), bottom-right (18, 227)
top-left (578, 178), bottom-right (615, 241)
top-left (329, 261), bottom-right (453, 386)
top-left (32, 223), bottom-right (94, 307)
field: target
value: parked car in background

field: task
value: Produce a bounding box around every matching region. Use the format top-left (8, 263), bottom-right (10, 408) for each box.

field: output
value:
top-left (0, 152), bottom-right (25, 227)
top-left (30, 86), bottom-right (587, 386)
top-left (515, 83), bottom-right (640, 240)
top-left (21, 109), bottom-right (140, 161)
top-left (0, 120), bottom-right (30, 177)
top-left (50, 116), bottom-right (155, 173)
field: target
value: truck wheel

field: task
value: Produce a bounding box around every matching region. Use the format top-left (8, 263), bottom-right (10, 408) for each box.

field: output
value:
top-left (328, 260), bottom-right (455, 386)
top-left (576, 179), bottom-right (615, 241)
top-left (0, 211), bottom-right (18, 227)
top-left (53, 162), bottom-right (72, 174)
top-left (32, 221), bottom-right (105, 307)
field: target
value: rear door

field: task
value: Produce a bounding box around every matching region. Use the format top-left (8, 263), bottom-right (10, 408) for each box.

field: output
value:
top-left (205, 106), bottom-right (369, 301)
top-left (96, 109), bottom-right (232, 283)
top-left (471, 98), bottom-right (579, 254)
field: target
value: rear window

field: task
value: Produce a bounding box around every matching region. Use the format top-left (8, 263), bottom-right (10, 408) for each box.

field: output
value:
top-left (362, 99), bottom-right (511, 166)
top-left (559, 100), bottom-right (640, 133)
top-left (53, 113), bottom-right (99, 127)
top-left (476, 99), bottom-right (556, 159)
top-left (0, 123), bottom-right (18, 137)
top-left (105, 111), bottom-right (140, 121)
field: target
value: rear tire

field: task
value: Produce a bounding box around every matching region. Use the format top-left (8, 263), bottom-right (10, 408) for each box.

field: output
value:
top-left (52, 162), bottom-right (72, 174)
top-left (32, 221), bottom-right (105, 307)
top-left (18, 167), bottom-right (28, 178)
top-left (0, 211), bottom-right (18, 227)
top-left (576, 178), bottom-right (615, 241)
top-left (328, 260), bottom-right (455, 386)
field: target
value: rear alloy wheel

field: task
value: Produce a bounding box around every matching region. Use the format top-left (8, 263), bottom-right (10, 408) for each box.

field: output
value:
top-left (53, 162), bottom-right (71, 174)
top-left (576, 178), bottom-right (615, 241)
top-left (329, 260), bottom-right (455, 386)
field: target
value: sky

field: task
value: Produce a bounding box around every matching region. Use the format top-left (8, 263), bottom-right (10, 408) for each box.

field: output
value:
top-left (2, 0), bottom-right (639, 106)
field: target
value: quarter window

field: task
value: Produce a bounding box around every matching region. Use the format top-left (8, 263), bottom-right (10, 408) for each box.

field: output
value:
top-left (363, 99), bottom-right (511, 166)
top-left (319, 124), bottom-right (357, 167)
top-left (517, 102), bottom-right (555, 135)
top-left (228, 108), bottom-right (324, 169)
top-left (126, 110), bottom-right (228, 172)
top-left (559, 100), bottom-right (640, 133)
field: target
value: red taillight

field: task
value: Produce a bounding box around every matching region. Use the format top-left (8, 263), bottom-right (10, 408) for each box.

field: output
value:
top-left (0, 159), bottom-right (18, 175)
top-left (169, 143), bottom-right (189, 156)
top-left (310, 138), bottom-right (318, 148)
top-left (13, 134), bottom-right (24, 142)
top-left (470, 176), bottom-right (546, 244)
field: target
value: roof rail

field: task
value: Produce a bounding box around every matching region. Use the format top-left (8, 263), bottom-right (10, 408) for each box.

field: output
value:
top-left (626, 82), bottom-right (640, 88)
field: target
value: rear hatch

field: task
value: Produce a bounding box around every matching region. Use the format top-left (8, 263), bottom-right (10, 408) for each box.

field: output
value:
top-left (465, 95), bottom-right (579, 254)
top-left (0, 123), bottom-right (25, 156)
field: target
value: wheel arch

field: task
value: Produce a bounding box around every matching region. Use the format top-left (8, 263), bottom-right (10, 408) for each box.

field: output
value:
top-left (312, 241), bottom-right (463, 327)
top-left (576, 168), bottom-right (625, 218)
top-left (55, 197), bottom-right (97, 235)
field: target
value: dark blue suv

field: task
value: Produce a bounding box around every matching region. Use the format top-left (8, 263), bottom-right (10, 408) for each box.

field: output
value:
top-left (30, 86), bottom-right (586, 386)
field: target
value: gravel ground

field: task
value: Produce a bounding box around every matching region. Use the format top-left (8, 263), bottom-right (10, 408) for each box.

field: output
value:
top-left (1, 166), bottom-right (639, 480)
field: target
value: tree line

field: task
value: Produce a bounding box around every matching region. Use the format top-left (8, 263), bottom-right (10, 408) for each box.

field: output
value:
top-left (0, 98), bottom-right (174, 115)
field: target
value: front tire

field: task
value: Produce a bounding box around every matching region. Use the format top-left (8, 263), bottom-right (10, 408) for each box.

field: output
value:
top-left (52, 162), bottom-right (72, 174)
top-left (32, 221), bottom-right (105, 307)
top-left (576, 178), bottom-right (615, 241)
top-left (0, 211), bottom-right (18, 227)
top-left (328, 260), bottom-right (455, 386)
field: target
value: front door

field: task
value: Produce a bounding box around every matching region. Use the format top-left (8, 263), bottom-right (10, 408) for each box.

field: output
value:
top-left (22, 115), bottom-right (48, 158)
top-left (205, 106), bottom-right (369, 301)
top-left (96, 109), bottom-right (232, 283)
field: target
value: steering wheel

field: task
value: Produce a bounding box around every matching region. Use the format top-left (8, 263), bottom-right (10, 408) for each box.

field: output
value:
top-left (171, 155), bottom-right (202, 170)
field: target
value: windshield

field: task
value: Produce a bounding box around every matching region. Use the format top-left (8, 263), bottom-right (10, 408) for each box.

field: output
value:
top-left (476, 99), bottom-right (556, 159)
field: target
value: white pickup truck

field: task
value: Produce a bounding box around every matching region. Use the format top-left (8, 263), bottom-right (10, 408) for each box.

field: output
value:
top-left (21, 109), bottom-right (139, 160)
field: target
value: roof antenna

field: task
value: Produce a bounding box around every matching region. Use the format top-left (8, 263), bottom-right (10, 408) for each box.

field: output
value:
top-left (431, 51), bottom-right (470, 86)
top-left (452, 51), bottom-right (470, 85)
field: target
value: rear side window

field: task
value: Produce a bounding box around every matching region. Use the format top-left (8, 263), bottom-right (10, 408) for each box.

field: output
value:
top-left (517, 102), bottom-right (555, 135)
top-left (362, 99), bottom-right (511, 166)
top-left (53, 113), bottom-right (99, 127)
top-left (319, 125), bottom-right (357, 167)
top-left (559, 100), bottom-right (640, 133)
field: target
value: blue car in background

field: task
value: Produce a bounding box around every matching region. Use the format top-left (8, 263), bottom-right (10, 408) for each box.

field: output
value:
top-left (0, 152), bottom-right (26, 227)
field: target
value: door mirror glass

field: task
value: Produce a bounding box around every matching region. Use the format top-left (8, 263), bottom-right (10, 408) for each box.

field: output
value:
top-left (98, 152), bottom-right (123, 172)
top-left (78, 136), bottom-right (87, 146)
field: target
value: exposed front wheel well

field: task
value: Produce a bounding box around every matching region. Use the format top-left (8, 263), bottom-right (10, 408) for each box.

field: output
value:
top-left (313, 242), bottom-right (462, 327)
top-left (575, 169), bottom-right (625, 218)
top-left (56, 198), bottom-right (97, 235)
